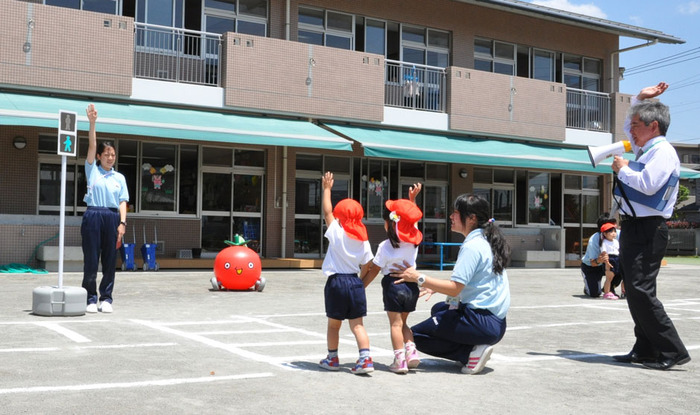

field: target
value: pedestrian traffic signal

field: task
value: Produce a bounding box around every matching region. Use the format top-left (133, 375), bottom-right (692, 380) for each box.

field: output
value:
top-left (57, 110), bottom-right (77, 156)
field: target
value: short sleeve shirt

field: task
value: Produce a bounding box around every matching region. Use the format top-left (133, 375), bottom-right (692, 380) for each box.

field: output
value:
top-left (321, 220), bottom-right (373, 277)
top-left (83, 160), bottom-right (129, 208)
top-left (451, 229), bottom-right (510, 319)
top-left (372, 239), bottom-right (418, 275)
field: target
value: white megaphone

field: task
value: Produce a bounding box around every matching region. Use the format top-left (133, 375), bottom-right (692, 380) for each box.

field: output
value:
top-left (587, 140), bottom-right (632, 167)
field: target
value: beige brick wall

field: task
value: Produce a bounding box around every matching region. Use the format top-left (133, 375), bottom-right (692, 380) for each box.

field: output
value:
top-left (222, 33), bottom-right (384, 121)
top-left (0, 127), bottom-right (39, 214)
top-left (612, 92), bottom-right (633, 143)
top-left (0, 0), bottom-right (133, 96)
top-left (448, 68), bottom-right (566, 141)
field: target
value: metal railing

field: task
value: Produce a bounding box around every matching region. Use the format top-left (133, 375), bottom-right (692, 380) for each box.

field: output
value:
top-left (134, 23), bottom-right (222, 87)
top-left (566, 88), bottom-right (611, 132)
top-left (385, 60), bottom-right (446, 112)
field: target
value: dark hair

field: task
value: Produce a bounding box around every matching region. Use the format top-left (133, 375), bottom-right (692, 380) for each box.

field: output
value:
top-left (96, 141), bottom-right (116, 166)
top-left (382, 206), bottom-right (402, 249)
top-left (596, 213), bottom-right (617, 248)
top-left (454, 194), bottom-right (510, 275)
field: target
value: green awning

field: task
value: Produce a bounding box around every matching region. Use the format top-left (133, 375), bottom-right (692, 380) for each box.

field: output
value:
top-left (0, 92), bottom-right (352, 151)
top-left (325, 123), bottom-right (700, 179)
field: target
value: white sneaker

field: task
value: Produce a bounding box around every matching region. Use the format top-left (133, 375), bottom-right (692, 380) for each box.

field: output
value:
top-left (99, 302), bottom-right (113, 313)
top-left (86, 303), bottom-right (98, 313)
top-left (462, 344), bottom-right (494, 375)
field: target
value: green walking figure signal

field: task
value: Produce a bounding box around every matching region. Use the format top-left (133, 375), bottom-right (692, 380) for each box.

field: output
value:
top-left (57, 110), bottom-right (77, 157)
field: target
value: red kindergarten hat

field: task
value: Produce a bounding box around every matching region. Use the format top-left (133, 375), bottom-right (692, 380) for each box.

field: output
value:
top-left (333, 199), bottom-right (368, 241)
top-left (385, 199), bottom-right (423, 245)
top-left (600, 223), bottom-right (616, 233)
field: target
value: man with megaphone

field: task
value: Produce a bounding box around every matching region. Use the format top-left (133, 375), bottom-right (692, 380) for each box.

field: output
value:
top-left (610, 82), bottom-right (690, 371)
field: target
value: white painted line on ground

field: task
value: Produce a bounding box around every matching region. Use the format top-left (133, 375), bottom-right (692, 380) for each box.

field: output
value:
top-left (0, 320), bottom-right (109, 325)
top-left (163, 319), bottom-right (253, 326)
top-left (230, 340), bottom-right (327, 348)
top-left (33, 322), bottom-right (91, 343)
top-left (194, 328), bottom-right (295, 335)
top-left (79, 343), bottom-right (178, 350)
top-left (0, 373), bottom-right (274, 395)
top-left (239, 315), bottom-right (394, 354)
top-left (0, 348), bottom-right (60, 353)
top-left (131, 319), bottom-right (285, 368)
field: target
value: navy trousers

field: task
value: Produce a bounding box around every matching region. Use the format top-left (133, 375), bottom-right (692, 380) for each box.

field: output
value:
top-left (81, 207), bottom-right (119, 305)
top-left (411, 302), bottom-right (506, 364)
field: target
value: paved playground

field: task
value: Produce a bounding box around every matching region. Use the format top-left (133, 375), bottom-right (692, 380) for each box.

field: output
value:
top-left (1, 264), bottom-right (698, 414)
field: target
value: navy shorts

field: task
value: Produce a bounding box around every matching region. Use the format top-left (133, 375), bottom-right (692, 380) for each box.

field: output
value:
top-left (324, 273), bottom-right (367, 320)
top-left (381, 275), bottom-right (419, 313)
top-left (607, 254), bottom-right (620, 275)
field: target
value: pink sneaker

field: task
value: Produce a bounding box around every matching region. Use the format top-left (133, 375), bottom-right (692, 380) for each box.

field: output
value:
top-left (389, 357), bottom-right (408, 374)
top-left (603, 292), bottom-right (619, 300)
top-left (405, 345), bottom-right (421, 369)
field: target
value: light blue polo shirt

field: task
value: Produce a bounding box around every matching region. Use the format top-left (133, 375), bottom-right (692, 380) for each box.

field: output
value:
top-left (451, 228), bottom-right (510, 319)
top-left (83, 160), bottom-right (129, 208)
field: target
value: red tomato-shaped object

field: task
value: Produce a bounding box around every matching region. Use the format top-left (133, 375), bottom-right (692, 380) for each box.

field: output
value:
top-left (214, 245), bottom-right (262, 290)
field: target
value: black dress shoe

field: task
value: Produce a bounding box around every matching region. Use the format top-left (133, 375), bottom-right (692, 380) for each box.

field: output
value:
top-left (612, 351), bottom-right (656, 364)
top-left (642, 354), bottom-right (691, 370)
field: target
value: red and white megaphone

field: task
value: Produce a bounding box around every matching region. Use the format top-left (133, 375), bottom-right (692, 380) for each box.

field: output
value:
top-left (587, 140), bottom-right (632, 167)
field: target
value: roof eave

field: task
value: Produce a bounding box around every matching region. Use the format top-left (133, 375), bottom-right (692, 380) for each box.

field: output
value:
top-left (455, 0), bottom-right (685, 44)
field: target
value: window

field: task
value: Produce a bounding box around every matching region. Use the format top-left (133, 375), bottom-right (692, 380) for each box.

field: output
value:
top-left (360, 159), bottom-right (389, 220)
top-left (562, 54), bottom-right (601, 91)
top-left (473, 168), bottom-right (514, 225)
top-left (364, 19), bottom-right (386, 56)
top-left (527, 172), bottom-right (550, 224)
top-left (402, 26), bottom-right (449, 67)
top-left (563, 174), bottom-right (601, 257)
top-left (294, 154), bottom-right (351, 257)
top-left (45, 0), bottom-right (118, 14)
top-left (201, 146), bottom-right (265, 253)
top-left (474, 39), bottom-right (514, 75)
top-left (141, 143), bottom-right (177, 212)
top-left (398, 162), bottom-right (449, 254)
top-left (298, 7), bottom-right (353, 50)
top-left (532, 49), bottom-right (555, 82)
top-left (204, 0), bottom-right (268, 36)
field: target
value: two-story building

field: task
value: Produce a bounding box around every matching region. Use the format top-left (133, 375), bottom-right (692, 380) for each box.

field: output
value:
top-left (1, 0), bottom-right (697, 269)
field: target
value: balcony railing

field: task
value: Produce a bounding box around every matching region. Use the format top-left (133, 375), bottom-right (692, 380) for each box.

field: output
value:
top-left (385, 60), bottom-right (446, 112)
top-left (134, 23), bottom-right (222, 87)
top-left (566, 88), bottom-right (611, 132)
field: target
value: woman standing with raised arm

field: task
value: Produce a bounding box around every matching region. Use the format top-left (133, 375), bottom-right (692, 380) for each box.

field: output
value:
top-left (81, 104), bottom-right (129, 313)
top-left (392, 193), bottom-right (510, 375)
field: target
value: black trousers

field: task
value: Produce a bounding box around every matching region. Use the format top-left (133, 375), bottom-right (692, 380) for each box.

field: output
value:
top-left (619, 216), bottom-right (687, 360)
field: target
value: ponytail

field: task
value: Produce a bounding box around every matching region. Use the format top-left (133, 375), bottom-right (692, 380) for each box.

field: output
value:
top-left (481, 220), bottom-right (511, 275)
top-left (454, 194), bottom-right (511, 275)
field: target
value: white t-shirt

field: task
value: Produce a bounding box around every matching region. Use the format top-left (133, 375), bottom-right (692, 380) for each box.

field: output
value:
top-left (321, 220), bottom-right (373, 277)
top-left (601, 238), bottom-right (619, 256)
top-left (372, 239), bottom-right (418, 275)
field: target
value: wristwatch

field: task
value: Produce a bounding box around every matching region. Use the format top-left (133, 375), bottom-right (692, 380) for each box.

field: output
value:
top-left (119, 221), bottom-right (127, 227)
top-left (417, 274), bottom-right (426, 287)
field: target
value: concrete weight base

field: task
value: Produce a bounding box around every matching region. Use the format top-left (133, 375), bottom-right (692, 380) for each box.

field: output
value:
top-left (32, 286), bottom-right (87, 316)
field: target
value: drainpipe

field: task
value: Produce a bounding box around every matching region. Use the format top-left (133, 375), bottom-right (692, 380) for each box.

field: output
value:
top-left (609, 39), bottom-right (657, 93)
top-left (285, 0), bottom-right (290, 40)
top-left (281, 147), bottom-right (288, 257)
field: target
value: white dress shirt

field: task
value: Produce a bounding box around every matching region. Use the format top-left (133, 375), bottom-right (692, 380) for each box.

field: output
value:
top-left (618, 98), bottom-right (680, 218)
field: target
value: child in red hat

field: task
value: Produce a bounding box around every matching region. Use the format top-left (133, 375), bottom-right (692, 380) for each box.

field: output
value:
top-left (363, 183), bottom-right (424, 373)
top-left (318, 172), bottom-right (375, 375)
top-left (600, 222), bottom-right (621, 299)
